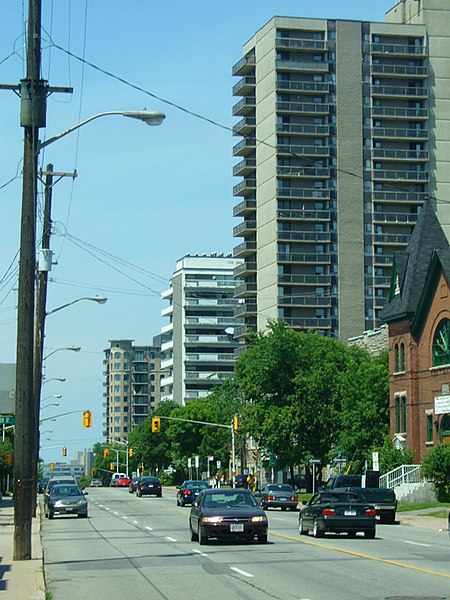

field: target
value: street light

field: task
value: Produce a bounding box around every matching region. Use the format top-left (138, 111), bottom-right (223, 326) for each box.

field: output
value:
top-left (46, 295), bottom-right (107, 316)
top-left (42, 377), bottom-right (66, 384)
top-left (43, 346), bottom-right (81, 361)
top-left (41, 402), bottom-right (59, 410)
top-left (42, 394), bottom-right (62, 401)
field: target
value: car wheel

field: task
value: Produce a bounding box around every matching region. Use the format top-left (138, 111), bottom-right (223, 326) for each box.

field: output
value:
top-left (364, 529), bottom-right (376, 539)
top-left (313, 519), bottom-right (324, 538)
top-left (257, 534), bottom-right (268, 544)
top-left (298, 516), bottom-right (309, 536)
top-left (176, 498), bottom-right (180, 506)
top-left (199, 527), bottom-right (208, 545)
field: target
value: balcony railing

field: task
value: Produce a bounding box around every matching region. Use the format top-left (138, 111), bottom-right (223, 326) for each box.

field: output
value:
top-left (373, 190), bottom-right (426, 203)
top-left (232, 54), bottom-right (256, 76)
top-left (232, 76), bottom-right (256, 96)
top-left (233, 220), bottom-right (256, 236)
top-left (278, 274), bottom-right (331, 285)
top-left (233, 157), bottom-right (256, 177)
top-left (372, 169), bottom-right (428, 181)
top-left (371, 43), bottom-right (425, 57)
top-left (233, 198), bottom-right (256, 216)
top-left (232, 96), bottom-right (256, 116)
top-left (277, 208), bottom-right (330, 221)
top-left (373, 233), bottom-right (411, 245)
top-left (282, 317), bottom-right (332, 329)
top-left (278, 144), bottom-right (330, 156)
top-left (233, 138), bottom-right (257, 156)
top-left (278, 296), bottom-right (332, 307)
top-left (372, 148), bottom-right (428, 161)
top-left (372, 212), bottom-right (419, 224)
top-left (233, 241), bottom-right (257, 257)
top-left (233, 117), bottom-right (256, 136)
top-left (277, 230), bottom-right (331, 242)
top-left (371, 127), bottom-right (428, 139)
top-left (276, 60), bottom-right (328, 72)
top-left (371, 64), bottom-right (428, 77)
top-left (277, 101), bottom-right (329, 114)
top-left (277, 187), bottom-right (330, 199)
top-left (276, 37), bottom-right (327, 50)
top-left (234, 261), bottom-right (256, 276)
top-left (278, 252), bottom-right (331, 263)
top-left (277, 80), bottom-right (329, 93)
top-left (371, 85), bottom-right (428, 98)
top-left (277, 123), bottom-right (329, 136)
top-left (371, 106), bottom-right (428, 119)
top-left (277, 166), bottom-right (330, 178)
top-left (233, 178), bottom-right (257, 196)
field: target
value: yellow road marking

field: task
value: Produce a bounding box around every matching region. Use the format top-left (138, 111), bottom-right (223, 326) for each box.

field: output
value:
top-left (271, 532), bottom-right (450, 580)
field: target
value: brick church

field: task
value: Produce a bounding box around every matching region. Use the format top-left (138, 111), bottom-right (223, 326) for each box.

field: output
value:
top-left (381, 200), bottom-right (450, 462)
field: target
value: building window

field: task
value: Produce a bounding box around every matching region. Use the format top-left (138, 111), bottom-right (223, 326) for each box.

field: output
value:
top-left (394, 344), bottom-right (399, 372)
top-left (432, 318), bottom-right (450, 366)
top-left (426, 414), bottom-right (433, 443)
top-left (400, 343), bottom-right (405, 371)
top-left (395, 395), bottom-right (406, 433)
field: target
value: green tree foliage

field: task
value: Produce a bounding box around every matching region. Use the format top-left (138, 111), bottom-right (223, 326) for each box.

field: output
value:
top-left (421, 442), bottom-right (450, 502)
top-left (337, 348), bottom-right (390, 470)
top-left (376, 434), bottom-right (414, 474)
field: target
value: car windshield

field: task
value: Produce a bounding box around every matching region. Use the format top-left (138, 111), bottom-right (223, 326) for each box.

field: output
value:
top-left (267, 484), bottom-right (294, 492)
top-left (51, 485), bottom-right (81, 497)
top-left (202, 492), bottom-right (257, 508)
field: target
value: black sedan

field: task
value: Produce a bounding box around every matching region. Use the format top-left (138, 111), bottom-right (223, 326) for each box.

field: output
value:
top-left (176, 480), bottom-right (210, 506)
top-left (44, 483), bottom-right (88, 519)
top-left (254, 483), bottom-right (298, 511)
top-left (189, 488), bottom-right (268, 545)
top-left (136, 476), bottom-right (162, 497)
top-left (128, 476), bottom-right (141, 493)
top-left (298, 490), bottom-right (376, 538)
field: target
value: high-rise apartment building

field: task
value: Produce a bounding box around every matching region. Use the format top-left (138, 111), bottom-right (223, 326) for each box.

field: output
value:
top-left (103, 337), bottom-right (167, 442)
top-left (232, 0), bottom-right (450, 342)
top-left (160, 254), bottom-right (243, 405)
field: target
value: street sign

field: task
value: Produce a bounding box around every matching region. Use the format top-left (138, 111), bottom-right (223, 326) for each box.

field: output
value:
top-left (194, 455), bottom-right (199, 468)
top-left (187, 458), bottom-right (192, 468)
top-left (0, 415), bottom-right (15, 425)
top-left (216, 460), bottom-right (221, 468)
top-left (308, 458), bottom-right (321, 464)
top-left (269, 456), bottom-right (277, 467)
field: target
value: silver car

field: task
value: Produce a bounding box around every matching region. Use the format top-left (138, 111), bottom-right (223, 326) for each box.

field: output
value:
top-left (44, 483), bottom-right (88, 519)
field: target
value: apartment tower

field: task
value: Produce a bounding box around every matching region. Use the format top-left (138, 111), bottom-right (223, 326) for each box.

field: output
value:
top-left (160, 254), bottom-right (243, 405)
top-left (232, 0), bottom-right (450, 342)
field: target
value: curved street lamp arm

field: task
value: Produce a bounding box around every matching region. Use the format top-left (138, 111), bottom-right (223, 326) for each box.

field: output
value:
top-left (39, 112), bottom-right (126, 150)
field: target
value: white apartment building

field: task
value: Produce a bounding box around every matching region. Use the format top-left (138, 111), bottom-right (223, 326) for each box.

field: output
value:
top-left (160, 254), bottom-right (243, 405)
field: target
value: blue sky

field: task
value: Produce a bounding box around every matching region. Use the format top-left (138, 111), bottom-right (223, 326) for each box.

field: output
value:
top-left (0, 0), bottom-right (395, 463)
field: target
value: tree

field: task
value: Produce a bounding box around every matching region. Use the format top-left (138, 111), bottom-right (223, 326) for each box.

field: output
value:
top-left (421, 442), bottom-right (450, 502)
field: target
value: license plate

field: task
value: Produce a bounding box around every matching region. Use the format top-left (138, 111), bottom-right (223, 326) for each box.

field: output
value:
top-left (280, 497), bottom-right (287, 501)
top-left (344, 510), bottom-right (356, 516)
top-left (230, 524), bottom-right (244, 532)
top-left (65, 507), bottom-right (73, 511)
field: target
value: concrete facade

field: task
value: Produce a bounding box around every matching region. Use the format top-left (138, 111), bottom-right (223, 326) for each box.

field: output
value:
top-left (232, 0), bottom-right (450, 345)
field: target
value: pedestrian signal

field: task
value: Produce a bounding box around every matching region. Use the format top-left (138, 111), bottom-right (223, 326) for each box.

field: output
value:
top-left (50, 462), bottom-right (55, 470)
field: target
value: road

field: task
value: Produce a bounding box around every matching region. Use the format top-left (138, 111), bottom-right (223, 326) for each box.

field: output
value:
top-left (41, 487), bottom-right (450, 600)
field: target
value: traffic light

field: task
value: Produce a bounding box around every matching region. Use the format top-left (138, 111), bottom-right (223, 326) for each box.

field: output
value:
top-left (82, 410), bottom-right (92, 428)
top-left (103, 449), bottom-right (109, 458)
top-left (128, 447), bottom-right (133, 458)
top-left (110, 462), bottom-right (115, 471)
top-left (151, 417), bottom-right (161, 433)
top-left (50, 462), bottom-right (55, 470)
top-left (138, 465), bottom-right (144, 473)
top-left (229, 450), bottom-right (233, 460)
top-left (91, 468), bottom-right (96, 477)
top-left (62, 447), bottom-right (67, 457)
top-left (252, 449), bottom-right (258, 462)
top-left (233, 416), bottom-right (239, 432)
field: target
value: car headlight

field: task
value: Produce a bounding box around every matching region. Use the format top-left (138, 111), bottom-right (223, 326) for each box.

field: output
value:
top-left (53, 501), bottom-right (63, 508)
top-left (201, 516), bottom-right (223, 523)
top-left (251, 516), bottom-right (267, 523)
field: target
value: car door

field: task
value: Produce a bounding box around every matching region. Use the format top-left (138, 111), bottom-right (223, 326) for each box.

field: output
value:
top-left (190, 491), bottom-right (203, 531)
top-left (302, 493), bottom-right (323, 527)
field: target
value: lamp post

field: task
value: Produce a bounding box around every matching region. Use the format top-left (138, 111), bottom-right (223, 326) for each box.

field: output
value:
top-left (43, 346), bottom-right (81, 361)
top-left (40, 403), bottom-right (59, 410)
top-left (43, 377), bottom-right (66, 384)
top-left (14, 69), bottom-right (165, 564)
top-left (46, 296), bottom-right (107, 316)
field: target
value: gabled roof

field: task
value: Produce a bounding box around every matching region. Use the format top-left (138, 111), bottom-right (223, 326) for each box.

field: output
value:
top-left (411, 248), bottom-right (450, 337)
top-left (380, 200), bottom-right (449, 324)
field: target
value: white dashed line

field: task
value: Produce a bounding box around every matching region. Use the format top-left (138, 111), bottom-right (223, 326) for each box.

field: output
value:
top-left (113, 511), bottom-right (119, 515)
top-left (123, 516), bottom-right (128, 520)
top-left (230, 567), bottom-right (254, 578)
top-left (166, 536), bottom-right (177, 542)
top-left (404, 540), bottom-right (431, 547)
top-left (192, 548), bottom-right (208, 557)
top-left (145, 526), bottom-right (153, 532)
top-left (133, 520), bottom-right (139, 525)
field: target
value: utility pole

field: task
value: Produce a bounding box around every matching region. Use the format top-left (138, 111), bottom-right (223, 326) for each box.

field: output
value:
top-left (32, 165), bottom-right (77, 517)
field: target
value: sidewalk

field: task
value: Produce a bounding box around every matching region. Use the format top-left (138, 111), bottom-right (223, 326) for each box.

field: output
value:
top-left (398, 508), bottom-right (449, 531)
top-left (0, 497), bottom-right (46, 599)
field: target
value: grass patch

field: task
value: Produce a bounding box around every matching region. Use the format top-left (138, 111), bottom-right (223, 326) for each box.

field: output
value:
top-left (397, 502), bottom-right (450, 513)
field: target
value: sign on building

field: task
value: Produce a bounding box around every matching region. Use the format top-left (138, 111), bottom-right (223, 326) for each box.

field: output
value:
top-left (435, 395), bottom-right (450, 415)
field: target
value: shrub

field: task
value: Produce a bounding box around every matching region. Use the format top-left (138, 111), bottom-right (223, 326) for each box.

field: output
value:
top-left (421, 442), bottom-right (450, 502)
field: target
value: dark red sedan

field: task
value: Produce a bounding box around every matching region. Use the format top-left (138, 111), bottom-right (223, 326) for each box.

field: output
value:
top-left (116, 476), bottom-right (131, 488)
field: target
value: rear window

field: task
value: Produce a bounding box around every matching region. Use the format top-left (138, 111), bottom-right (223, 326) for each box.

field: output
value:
top-left (268, 484), bottom-right (294, 492)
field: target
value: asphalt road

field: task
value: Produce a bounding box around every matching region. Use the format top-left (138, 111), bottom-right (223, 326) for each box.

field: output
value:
top-left (41, 487), bottom-right (450, 600)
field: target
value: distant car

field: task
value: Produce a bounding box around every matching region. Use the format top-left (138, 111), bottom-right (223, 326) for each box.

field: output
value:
top-left (38, 477), bottom-right (50, 493)
top-left (116, 476), bottom-right (131, 488)
top-left (254, 483), bottom-right (298, 511)
top-left (189, 488), bottom-right (268, 545)
top-left (298, 489), bottom-right (376, 539)
top-left (44, 483), bottom-right (88, 519)
top-left (129, 477), bottom-right (141, 493)
top-left (323, 474), bottom-right (363, 490)
top-left (110, 472), bottom-right (126, 487)
top-left (234, 474), bottom-right (248, 488)
top-left (176, 480), bottom-right (210, 506)
top-left (448, 511), bottom-right (450, 539)
top-left (136, 476), bottom-right (162, 497)
top-left (90, 478), bottom-right (103, 488)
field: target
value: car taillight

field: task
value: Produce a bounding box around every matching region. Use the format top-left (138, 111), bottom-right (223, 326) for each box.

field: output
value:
top-left (268, 495), bottom-right (276, 500)
top-left (365, 508), bottom-right (377, 517)
top-left (290, 496), bottom-right (298, 502)
top-left (183, 490), bottom-right (190, 496)
top-left (139, 484), bottom-right (144, 490)
top-left (322, 508), bottom-right (336, 516)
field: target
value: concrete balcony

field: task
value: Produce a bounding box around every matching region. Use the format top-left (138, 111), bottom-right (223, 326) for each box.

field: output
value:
top-left (373, 212), bottom-right (419, 225)
top-left (276, 60), bottom-right (328, 72)
top-left (372, 148), bottom-right (428, 161)
top-left (233, 157), bottom-right (256, 177)
top-left (282, 316), bottom-right (332, 330)
top-left (233, 198), bottom-right (256, 217)
top-left (233, 75), bottom-right (256, 96)
top-left (373, 233), bottom-right (411, 245)
top-left (277, 122), bottom-right (329, 136)
top-left (234, 241), bottom-right (257, 258)
top-left (371, 64), bottom-right (428, 78)
top-left (371, 85), bottom-right (428, 98)
top-left (233, 219), bottom-right (256, 237)
top-left (232, 54), bottom-right (256, 76)
top-left (278, 274), bottom-right (331, 286)
top-left (371, 43), bottom-right (426, 57)
top-left (371, 106), bottom-right (428, 120)
top-left (276, 80), bottom-right (329, 94)
top-left (372, 169), bottom-right (428, 182)
top-left (277, 166), bottom-right (330, 179)
top-left (234, 261), bottom-right (256, 277)
top-left (277, 208), bottom-right (330, 221)
top-left (277, 252), bottom-right (331, 264)
top-left (277, 144), bottom-right (329, 157)
top-left (235, 302), bottom-right (258, 318)
top-left (275, 37), bottom-right (327, 51)
top-left (233, 137), bottom-right (256, 157)
top-left (233, 178), bottom-right (257, 196)
top-left (278, 295), bottom-right (332, 307)
top-left (277, 230), bottom-right (331, 243)
top-left (232, 96), bottom-right (256, 116)
top-left (277, 187), bottom-right (330, 199)
top-left (234, 282), bottom-right (257, 298)
top-left (373, 190), bottom-right (426, 204)
top-left (371, 127), bottom-right (428, 140)
top-left (277, 100), bottom-right (329, 114)
top-left (233, 117), bottom-right (256, 136)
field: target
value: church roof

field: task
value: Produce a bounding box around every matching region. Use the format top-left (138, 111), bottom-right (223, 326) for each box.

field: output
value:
top-left (380, 200), bottom-right (449, 323)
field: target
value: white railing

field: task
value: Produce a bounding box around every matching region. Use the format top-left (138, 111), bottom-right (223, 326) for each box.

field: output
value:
top-left (379, 464), bottom-right (423, 489)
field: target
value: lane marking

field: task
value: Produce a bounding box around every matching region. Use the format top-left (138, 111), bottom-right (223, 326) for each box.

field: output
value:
top-left (230, 567), bottom-right (254, 578)
top-left (133, 520), bottom-right (139, 525)
top-left (192, 548), bottom-right (208, 557)
top-left (123, 515), bottom-right (128, 520)
top-left (271, 532), bottom-right (450, 580)
top-left (166, 536), bottom-right (177, 542)
top-left (404, 540), bottom-right (431, 547)
top-left (145, 526), bottom-right (153, 532)
top-left (113, 511), bottom-right (119, 515)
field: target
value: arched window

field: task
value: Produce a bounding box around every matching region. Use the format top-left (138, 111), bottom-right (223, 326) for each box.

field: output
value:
top-left (432, 318), bottom-right (450, 367)
top-left (400, 343), bottom-right (405, 371)
top-left (394, 343), bottom-right (399, 372)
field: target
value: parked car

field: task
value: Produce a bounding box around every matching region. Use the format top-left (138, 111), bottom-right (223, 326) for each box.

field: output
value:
top-left (38, 476), bottom-right (50, 493)
top-left (136, 476), bottom-right (162, 497)
top-left (234, 474), bottom-right (248, 488)
top-left (110, 472), bottom-right (126, 487)
top-left (90, 478), bottom-right (103, 488)
top-left (129, 477), bottom-right (141, 493)
top-left (116, 476), bottom-right (131, 488)
top-left (44, 483), bottom-right (88, 519)
top-left (298, 489), bottom-right (376, 538)
top-left (176, 480), bottom-right (210, 506)
top-left (254, 483), bottom-right (298, 511)
top-left (345, 487), bottom-right (397, 524)
top-left (189, 488), bottom-right (268, 545)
